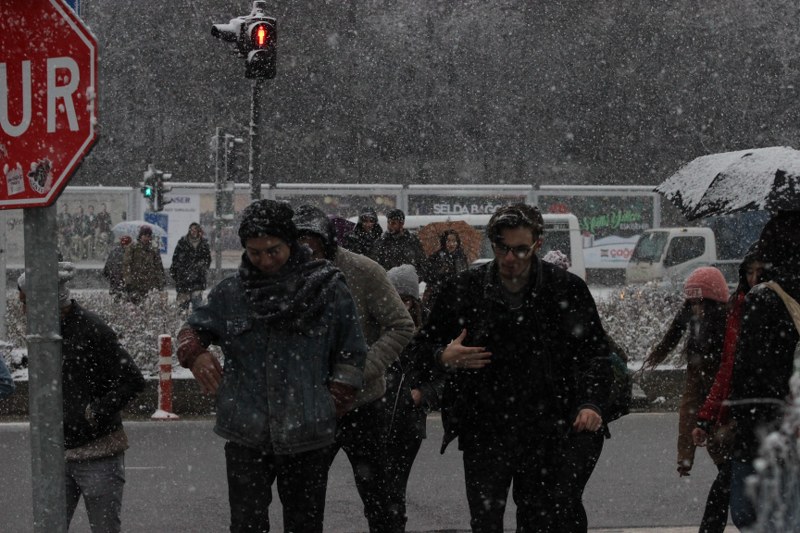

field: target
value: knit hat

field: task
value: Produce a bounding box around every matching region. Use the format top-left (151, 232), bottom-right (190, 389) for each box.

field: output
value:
top-left (17, 262), bottom-right (74, 307)
top-left (387, 208), bottom-right (405, 222)
top-left (542, 249), bottom-right (571, 270)
top-left (138, 225), bottom-right (153, 237)
top-left (238, 199), bottom-right (297, 247)
top-left (294, 204), bottom-right (337, 259)
top-left (683, 266), bottom-right (729, 303)
top-left (387, 264), bottom-right (420, 300)
top-left (359, 206), bottom-right (378, 222)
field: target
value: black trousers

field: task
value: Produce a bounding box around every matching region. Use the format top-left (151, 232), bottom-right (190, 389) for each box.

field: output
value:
top-left (700, 460), bottom-right (731, 533)
top-left (384, 434), bottom-right (423, 531)
top-left (225, 441), bottom-right (331, 533)
top-left (463, 440), bottom-right (559, 533)
top-left (330, 401), bottom-right (400, 533)
top-left (553, 430), bottom-right (605, 533)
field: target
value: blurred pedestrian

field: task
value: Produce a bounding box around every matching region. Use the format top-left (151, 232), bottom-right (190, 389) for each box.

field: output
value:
top-left (18, 263), bottom-right (145, 533)
top-left (728, 211), bottom-right (800, 529)
top-left (293, 204), bottom-right (414, 533)
top-left (122, 225), bottom-right (165, 304)
top-left (177, 199), bottom-right (368, 533)
top-left (383, 264), bottom-right (445, 531)
top-left (370, 209), bottom-right (428, 274)
top-left (644, 267), bottom-right (729, 532)
top-left (692, 245), bottom-right (766, 533)
top-left (423, 229), bottom-right (469, 308)
top-left (342, 207), bottom-right (383, 256)
top-left (407, 203), bottom-right (611, 532)
top-left (0, 356), bottom-right (14, 400)
top-left (170, 222), bottom-right (212, 311)
top-left (103, 236), bottom-right (132, 299)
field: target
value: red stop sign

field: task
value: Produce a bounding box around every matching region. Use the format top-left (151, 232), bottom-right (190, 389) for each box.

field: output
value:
top-left (0, 0), bottom-right (98, 209)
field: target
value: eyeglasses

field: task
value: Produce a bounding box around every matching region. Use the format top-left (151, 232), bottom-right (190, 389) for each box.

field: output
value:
top-left (492, 242), bottom-right (534, 259)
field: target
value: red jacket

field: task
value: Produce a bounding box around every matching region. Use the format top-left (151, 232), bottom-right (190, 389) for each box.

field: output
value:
top-left (697, 291), bottom-right (746, 424)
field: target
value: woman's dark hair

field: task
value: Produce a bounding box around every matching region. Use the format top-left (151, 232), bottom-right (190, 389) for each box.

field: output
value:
top-left (486, 203), bottom-right (544, 244)
top-left (439, 229), bottom-right (462, 249)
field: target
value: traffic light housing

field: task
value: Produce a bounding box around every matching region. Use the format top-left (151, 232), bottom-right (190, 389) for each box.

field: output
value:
top-left (141, 170), bottom-right (156, 211)
top-left (154, 173), bottom-right (172, 212)
top-left (245, 19), bottom-right (276, 79)
top-left (212, 2), bottom-right (277, 79)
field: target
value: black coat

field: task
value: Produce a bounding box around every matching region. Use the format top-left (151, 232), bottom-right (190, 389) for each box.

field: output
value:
top-left (61, 302), bottom-right (145, 449)
top-left (370, 229), bottom-right (428, 273)
top-left (342, 223), bottom-right (382, 256)
top-left (409, 257), bottom-right (612, 454)
top-left (729, 274), bottom-right (800, 462)
top-left (170, 236), bottom-right (212, 293)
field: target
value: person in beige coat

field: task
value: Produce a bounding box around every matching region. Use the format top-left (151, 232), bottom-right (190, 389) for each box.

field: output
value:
top-left (294, 205), bottom-right (414, 533)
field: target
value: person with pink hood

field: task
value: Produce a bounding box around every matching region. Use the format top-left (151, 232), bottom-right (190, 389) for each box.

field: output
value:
top-left (643, 266), bottom-right (730, 532)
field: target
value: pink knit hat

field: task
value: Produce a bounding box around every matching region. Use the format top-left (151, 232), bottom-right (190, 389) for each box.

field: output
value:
top-left (683, 267), bottom-right (729, 303)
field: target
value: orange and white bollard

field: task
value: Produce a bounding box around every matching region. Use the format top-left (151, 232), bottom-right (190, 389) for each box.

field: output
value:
top-left (151, 334), bottom-right (179, 420)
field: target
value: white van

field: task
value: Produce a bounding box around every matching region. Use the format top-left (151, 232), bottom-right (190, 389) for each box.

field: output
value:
top-left (348, 212), bottom-right (586, 280)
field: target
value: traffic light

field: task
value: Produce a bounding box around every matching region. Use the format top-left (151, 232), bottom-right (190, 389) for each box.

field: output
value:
top-left (141, 168), bottom-right (156, 211)
top-left (245, 18), bottom-right (276, 79)
top-left (212, 1), bottom-right (277, 79)
top-left (154, 173), bottom-right (172, 212)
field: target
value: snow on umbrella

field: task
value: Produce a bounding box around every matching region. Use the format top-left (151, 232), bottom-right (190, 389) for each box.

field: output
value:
top-left (656, 146), bottom-right (800, 220)
top-left (111, 220), bottom-right (167, 240)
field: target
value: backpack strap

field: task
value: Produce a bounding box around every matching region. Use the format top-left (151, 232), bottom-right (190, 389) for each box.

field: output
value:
top-left (762, 281), bottom-right (800, 335)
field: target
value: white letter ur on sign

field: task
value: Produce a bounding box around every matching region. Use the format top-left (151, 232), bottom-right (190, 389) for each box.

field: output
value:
top-left (0, 60), bottom-right (32, 137)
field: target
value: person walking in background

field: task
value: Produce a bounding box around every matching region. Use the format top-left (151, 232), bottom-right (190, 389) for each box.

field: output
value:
top-left (94, 203), bottom-right (114, 259)
top-left (728, 212), bottom-right (800, 529)
top-left (342, 207), bottom-right (383, 256)
top-left (123, 225), bottom-right (165, 304)
top-left (408, 203), bottom-right (611, 532)
top-left (0, 356), bottom-right (15, 400)
top-left (103, 236), bottom-right (132, 299)
top-left (643, 267), bottom-right (729, 533)
top-left (423, 229), bottom-right (469, 308)
top-left (691, 245), bottom-right (766, 533)
top-left (383, 264), bottom-right (445, 531)
top-left (18, 263), bottom-right (145, 533)
top-left (58, 203), bottom-right (74, 261)
top-left (177, 200), bottom-right (368, 533)
top-left (370, 209), bottom-right (428, 274)
top-left (170, 222), bottom-right (212, 311)
top-left (293, 205), bottom-right (415, 533)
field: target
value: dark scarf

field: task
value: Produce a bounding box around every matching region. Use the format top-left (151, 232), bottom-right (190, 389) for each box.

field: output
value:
top-left (238, 245), bottom-right (344, 330)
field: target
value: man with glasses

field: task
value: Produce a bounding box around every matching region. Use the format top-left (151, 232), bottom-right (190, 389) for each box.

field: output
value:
top-left (409, 203), bottom-right (611, 532)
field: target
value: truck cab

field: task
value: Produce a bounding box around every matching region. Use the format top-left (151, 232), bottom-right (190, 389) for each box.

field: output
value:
top-left (625, 227), bottom-right (716, 285)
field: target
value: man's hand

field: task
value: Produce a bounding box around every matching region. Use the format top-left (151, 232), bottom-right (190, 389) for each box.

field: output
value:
top-left (410, 388), bottom-right (423, 407)
top-left (329, 381), bottom-right (357, 418)
top-left (440, 329), bottom-right (492, 369)
top-left (190, 351), bottom-right (223, 395)
top-left (572, 408), bottom-right (602, 432)
top-left (692, 427), bottom-right (708, 447)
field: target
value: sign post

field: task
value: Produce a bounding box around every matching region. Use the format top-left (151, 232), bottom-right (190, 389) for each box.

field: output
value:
top-left (1, 1), bottom-right (98, 531)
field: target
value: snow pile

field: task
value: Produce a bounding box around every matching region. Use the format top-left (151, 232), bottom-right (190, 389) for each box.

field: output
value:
top-left (2, 283), bottom-right (685, 376)
top-left (4, 291), bottom-right (217, 376)
top-left (596, 283), bottom-right (685, 366)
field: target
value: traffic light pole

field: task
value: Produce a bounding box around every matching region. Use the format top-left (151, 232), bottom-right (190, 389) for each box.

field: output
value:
top-left (248, 79), bottom-right (264, 201)
top-left (23, 205), bottom-right (67, 533)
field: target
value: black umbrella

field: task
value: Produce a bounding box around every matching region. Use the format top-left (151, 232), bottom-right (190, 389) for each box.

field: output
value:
top-left (656, 146), bottom-right (800, 220)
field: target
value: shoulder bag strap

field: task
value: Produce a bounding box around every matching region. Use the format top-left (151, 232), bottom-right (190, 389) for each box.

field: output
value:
top-left (762, 281), bottom-right (800, 335)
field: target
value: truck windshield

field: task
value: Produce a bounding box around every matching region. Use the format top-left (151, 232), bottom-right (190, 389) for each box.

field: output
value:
top-left (630, 231), bottom-right (669, 263)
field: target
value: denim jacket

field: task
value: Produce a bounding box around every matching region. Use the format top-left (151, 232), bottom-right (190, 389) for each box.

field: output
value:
top-left (188, 275), bottom-right (367, 454)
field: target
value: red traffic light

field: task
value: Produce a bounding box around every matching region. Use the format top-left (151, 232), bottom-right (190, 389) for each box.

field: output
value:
top-left (251, 23), bottom-right (270, 49)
